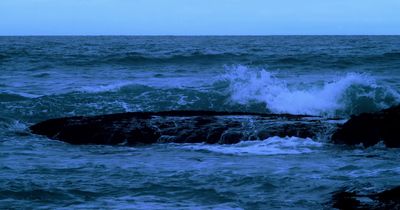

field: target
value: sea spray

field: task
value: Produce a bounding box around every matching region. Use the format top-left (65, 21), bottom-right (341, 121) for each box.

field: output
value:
top-left (224, 65), bottom-right (400, 116)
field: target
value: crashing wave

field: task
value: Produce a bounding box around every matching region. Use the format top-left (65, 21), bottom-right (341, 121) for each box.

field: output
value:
top-left (224, 65), bottom-right (400, 116)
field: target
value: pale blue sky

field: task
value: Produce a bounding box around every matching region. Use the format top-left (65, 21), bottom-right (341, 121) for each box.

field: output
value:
top-left (0, 0), bottom-right (399, 35)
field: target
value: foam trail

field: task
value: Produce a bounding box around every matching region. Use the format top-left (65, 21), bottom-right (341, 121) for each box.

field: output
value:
top-left (225, 65), bottom-right (400, 116)
top-left (180, 136), bottom-right (322, 155)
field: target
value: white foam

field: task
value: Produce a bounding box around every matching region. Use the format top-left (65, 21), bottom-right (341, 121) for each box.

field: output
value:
top-left (180, 136), bottom-right (322, 155)
top-left (0, 119), bottom-right (30, 135)
top-left (79, 82), bottom-right (134, 93)
top-left (224, 65), bottom-right (400, 116)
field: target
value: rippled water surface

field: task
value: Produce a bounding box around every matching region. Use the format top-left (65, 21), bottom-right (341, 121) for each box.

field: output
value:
top-left (1, 36), bottom-right (400, 209)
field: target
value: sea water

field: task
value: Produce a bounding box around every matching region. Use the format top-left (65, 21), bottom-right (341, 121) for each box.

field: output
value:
top-left (1, 36), bottom-right (400, 209)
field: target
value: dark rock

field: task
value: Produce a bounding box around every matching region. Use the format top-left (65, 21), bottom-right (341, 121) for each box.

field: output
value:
top-left (332, 105), bottom-right (400, 148)
top-left (374, 186), bottom-right (400, 205)
top-left (331, 186), bottom-right (400, 210)
top-left (331, 191), bottom-right (362, 210)
top-left (220, 132), bottom-right (243, 144)
top-left (30, 110), bottom-right (338, 146)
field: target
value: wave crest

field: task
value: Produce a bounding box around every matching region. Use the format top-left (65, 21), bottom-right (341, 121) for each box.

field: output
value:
top-left (224, 65), bottom-right (400, 116)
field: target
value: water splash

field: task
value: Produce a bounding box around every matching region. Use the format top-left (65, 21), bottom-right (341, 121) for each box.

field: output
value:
top-left (224, 65), bottom-right (400, 116)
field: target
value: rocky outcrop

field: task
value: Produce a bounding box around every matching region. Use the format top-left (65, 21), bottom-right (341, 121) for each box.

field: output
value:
top-left (331, 186), bottom-right (400, 209)
top-left (29, 110), bottom-right (337, 145)
top-left (332, 105), bottom-right (400, 148)
top-left (30, 105), bottom-right (400, 147)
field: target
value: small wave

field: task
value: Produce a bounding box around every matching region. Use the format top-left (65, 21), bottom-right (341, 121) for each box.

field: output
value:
top-left (0, 93), bottom-right (29, 102)
top-left (32, 72), bottom-right (51, 78)
top-left (106, 51), bottom-right (248, 65)
top-left (0, 91), bottom-right (39, 101)
top-left (180, 136), bottom-right (322, 155)
top-left (79, 82), bottom-right (135, 93)
top-left (0, 53), bottom-right (8, 60)
top-left (224, 65), bottom-right (400, 116)
top-left (382, 52), bottom-right (400, 59)
top-left (276, 57), bottom-right (308, 64)
top-left (250, 52), bottom-right (400, 69)
top-left (77, 77), bottom-right (215, 94)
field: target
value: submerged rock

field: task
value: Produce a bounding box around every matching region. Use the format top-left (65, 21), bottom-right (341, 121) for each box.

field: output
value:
top-left (29, 110), bottom-right (337, 145)
top-left (332, 105), bottom-right (400, 148)
top-left (331, 186), bottom-right (400, 209)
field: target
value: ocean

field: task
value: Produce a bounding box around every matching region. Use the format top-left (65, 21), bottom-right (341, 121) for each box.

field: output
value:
top-left (1, 36), bottom-right (400, 209)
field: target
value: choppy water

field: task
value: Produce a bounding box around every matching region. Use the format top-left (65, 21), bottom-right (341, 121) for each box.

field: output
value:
top-left (1, 36), bottom-right (400, 209)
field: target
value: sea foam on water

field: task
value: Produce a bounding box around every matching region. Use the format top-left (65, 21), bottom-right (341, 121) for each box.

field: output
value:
top-left (179, 136), bottom-right (322, 155)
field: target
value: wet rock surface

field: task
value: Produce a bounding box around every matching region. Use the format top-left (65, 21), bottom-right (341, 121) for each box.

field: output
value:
top-left (332, 105), bottom-right (400, 148)
top-left (29, 111), bottom-right (337, 145)
top-left (331, 186), bottom-right (400, 210)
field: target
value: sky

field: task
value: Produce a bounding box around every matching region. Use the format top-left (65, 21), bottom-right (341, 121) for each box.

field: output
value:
top-left (0, 0), bottom-right (399, 35)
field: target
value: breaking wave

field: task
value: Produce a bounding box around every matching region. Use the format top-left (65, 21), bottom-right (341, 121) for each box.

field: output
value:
top-left (224, 65), bottom-right (400, 116)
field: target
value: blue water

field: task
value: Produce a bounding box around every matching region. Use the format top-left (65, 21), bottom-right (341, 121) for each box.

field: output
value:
top-left (1, 36), bottom-right (400, 209)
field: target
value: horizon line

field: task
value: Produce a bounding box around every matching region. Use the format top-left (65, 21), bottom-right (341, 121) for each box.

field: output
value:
top-left (1, 34), bottom-right (400, 37)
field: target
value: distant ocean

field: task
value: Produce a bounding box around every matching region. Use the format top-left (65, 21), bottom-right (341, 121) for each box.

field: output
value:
top-left (1, 36), bottom-right (400, 209)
